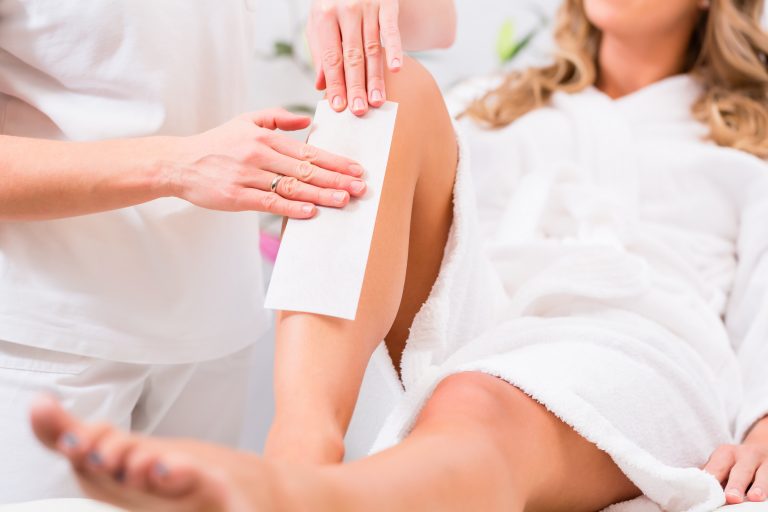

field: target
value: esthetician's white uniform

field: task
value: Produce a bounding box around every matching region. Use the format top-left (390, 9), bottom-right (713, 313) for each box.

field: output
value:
top-left (0, 0), bottom-right (268, 502)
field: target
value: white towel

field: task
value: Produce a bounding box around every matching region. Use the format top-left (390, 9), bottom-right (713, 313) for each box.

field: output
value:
top-left (346, 76), bottom-right (768, 512)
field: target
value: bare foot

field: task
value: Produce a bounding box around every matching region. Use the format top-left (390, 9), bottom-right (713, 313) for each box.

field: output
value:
top-left (29, 396), bottom-right (335, 512)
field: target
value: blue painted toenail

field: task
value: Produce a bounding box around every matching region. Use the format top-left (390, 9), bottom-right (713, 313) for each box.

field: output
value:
top-left (61, 433), bottom-right (79, 448)
top-left (154, 463), bottom-right (169, 477)
top-left (88, 452), bottom-right (103, 466)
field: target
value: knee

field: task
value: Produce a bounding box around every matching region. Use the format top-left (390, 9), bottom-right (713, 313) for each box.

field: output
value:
top-left (384, 57), bottom-right (437, 94)
top-left (419, 372), bottom-right (538, 435)
top-left (415, 372), bottom-right (549, 490)
top-left (378, 57), bottom-right (456, 177)
top-left (383, 57), bottom-right (448, 120)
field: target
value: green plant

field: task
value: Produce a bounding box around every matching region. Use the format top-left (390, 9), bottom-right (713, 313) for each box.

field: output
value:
top-left (496, 18), bottom-right (542, 64)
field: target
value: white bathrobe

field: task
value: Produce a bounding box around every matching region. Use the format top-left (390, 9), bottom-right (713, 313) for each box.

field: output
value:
top-left (364, 75), bottom-right (768, 512)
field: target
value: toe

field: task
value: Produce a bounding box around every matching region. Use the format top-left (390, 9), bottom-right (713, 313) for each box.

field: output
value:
top-left (148, 456), bottom-right (200, 498)
top-left (125, 445), bottom-right (162, 491)
top-left (73, 422), bottom-right (116, 471)
top-left (95, 430), bottom-right (140, 481)
top-left (29, 394), bottom-right (80, 451)
top-left (149, 456), bottom-right (245, 512)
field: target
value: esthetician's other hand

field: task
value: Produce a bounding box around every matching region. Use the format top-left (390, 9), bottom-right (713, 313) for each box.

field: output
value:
top-left (171, 109), bottom-right (367, 219)
top-left (308, 0), bottom-right (403, 116)
top-left (704, 416), bottom-right (768, 505)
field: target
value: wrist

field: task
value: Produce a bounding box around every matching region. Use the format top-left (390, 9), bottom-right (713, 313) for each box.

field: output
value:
top-left (744, 416), bottom-right (768, 445)
top-left (139, 136), bottom-right (192, 200)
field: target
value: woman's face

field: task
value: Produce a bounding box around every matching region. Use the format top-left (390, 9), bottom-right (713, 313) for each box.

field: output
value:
top-left (583, 0), bottom-right (703, 40)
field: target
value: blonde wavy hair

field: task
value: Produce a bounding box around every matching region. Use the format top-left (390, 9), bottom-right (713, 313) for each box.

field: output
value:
top-left (467, 0), bottom-right (768, 158)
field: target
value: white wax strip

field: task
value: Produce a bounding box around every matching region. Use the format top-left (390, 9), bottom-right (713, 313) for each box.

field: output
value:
top-left (265, 100), bottom-right (399, 320)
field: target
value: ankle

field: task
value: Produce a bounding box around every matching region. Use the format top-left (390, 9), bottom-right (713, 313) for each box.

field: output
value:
top-left (270, 463), bottom-right (352, 512)
top-left (265, 419), bottom-right (346, 465)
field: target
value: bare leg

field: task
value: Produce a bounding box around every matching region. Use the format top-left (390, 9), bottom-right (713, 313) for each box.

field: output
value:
top-left (265, 56), bottom-right (457, 464)
top-left (31, 373), bottom-right (639, 511)
top-left (317, 373), bottom-right (640, 512)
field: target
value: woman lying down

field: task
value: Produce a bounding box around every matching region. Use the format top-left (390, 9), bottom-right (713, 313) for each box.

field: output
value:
top-left (30, 0), bottom-right (768, 510)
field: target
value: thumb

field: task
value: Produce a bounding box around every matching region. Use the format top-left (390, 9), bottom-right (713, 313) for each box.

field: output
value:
top-left (316, 67), bottom-right (327, 91)
top-left (309, 40), bottom-right (327, 91)
top-left (247, 109), bottom-right (312, 131)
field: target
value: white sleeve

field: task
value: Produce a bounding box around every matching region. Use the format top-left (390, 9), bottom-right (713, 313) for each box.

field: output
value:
top-left (727, 176), bottom-right (768, 441)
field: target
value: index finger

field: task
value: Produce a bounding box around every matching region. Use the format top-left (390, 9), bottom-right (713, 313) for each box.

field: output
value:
top-left (317, 5), bottom-right (348, 111)
top-left (306, 17), bottom-right (327, 90)
top-left (380, 0), bottom-right (403, 71)
top-left (269, 136), bottom-right (364, 178)
top-left (703, 446), bottom-right (736, 484)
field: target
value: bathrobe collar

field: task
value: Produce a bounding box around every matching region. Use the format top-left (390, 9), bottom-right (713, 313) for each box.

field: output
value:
top-left (583, 74), bottom-right (704, 126)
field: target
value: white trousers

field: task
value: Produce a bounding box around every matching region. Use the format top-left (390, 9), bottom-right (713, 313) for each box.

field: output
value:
top-left (0, 340), bottom-right (255, 504)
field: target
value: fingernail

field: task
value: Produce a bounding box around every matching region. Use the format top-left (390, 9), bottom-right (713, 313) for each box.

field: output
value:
top-left (350, 180), bottom-right (366, 194)
top-left (349, 164), bottom-right (364, 176)
top-left (371, 89), bottom-right (383, 103)
top-left (332, 96), bottom-right (344, 110)
top-left (88, 452), bottom-right (103, 466)
top-left (333, 191), bottom-right (348, 203)
top-left (391, 58), bottom-right (401, 69)
top-left (302, 204), bottom-right (315, 215)
top-left (353, 98), bottom-right (366, 113)
top-left (61, 432), bottom-right (79, 449)
top-left (153, 463), bottom-right (169, 478)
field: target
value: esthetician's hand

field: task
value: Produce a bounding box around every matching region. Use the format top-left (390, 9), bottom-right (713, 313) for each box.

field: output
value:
top-left (308, 0), bottom-right (403, 116)
top-left (170, 109), bottom-right (367, 219)
top-left (704, 416), bottom-right (768, 504)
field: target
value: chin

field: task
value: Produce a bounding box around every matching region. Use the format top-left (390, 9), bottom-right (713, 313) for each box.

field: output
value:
top-left (583, 0), bottom-right (636, 35)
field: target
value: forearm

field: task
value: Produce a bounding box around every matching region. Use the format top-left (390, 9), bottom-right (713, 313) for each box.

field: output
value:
top-left (399, 0), bottom-right (457, 51)
top-left (0, 135), bottom-right (178, 221)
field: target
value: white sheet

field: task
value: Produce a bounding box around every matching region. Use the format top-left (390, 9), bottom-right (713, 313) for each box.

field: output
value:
top-left (2, 498), bottom-right (767, 511)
